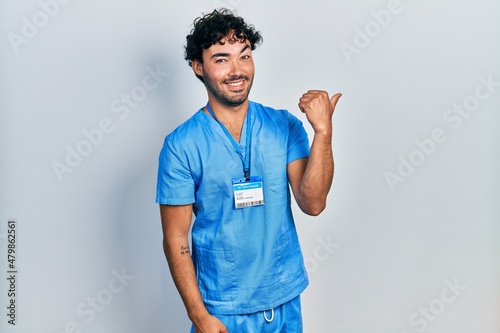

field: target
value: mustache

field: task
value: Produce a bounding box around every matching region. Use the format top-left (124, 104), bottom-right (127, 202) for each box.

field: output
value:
top-left (223, 75), bottom-right (249, 83)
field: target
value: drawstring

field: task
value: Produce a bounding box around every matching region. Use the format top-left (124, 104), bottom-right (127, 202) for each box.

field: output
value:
top-left (263, 308), bottom-right (274, 322)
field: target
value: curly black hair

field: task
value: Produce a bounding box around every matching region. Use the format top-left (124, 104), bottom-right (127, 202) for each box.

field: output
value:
top-left (184, 8), bottom-right (263, 82)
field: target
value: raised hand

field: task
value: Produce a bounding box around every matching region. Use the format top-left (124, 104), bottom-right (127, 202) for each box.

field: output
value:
top-left (298, 90), bottom-right (342, 134)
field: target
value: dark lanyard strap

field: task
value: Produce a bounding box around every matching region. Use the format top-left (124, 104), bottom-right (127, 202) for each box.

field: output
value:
top-left (206, 103), bottom-right (252, 180)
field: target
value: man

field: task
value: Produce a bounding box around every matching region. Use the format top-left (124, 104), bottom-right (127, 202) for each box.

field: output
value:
top-left (156, 8), bottom-right (341, 332)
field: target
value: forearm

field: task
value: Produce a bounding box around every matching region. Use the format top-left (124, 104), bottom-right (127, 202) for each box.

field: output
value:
top-left (295, 90), bottom-right (340, 215)
top-left (163, 237), bottom-right (209, 324)
top-left (297, 131), bottom-right (334, 215)
top-left (160, 204), bottom-right (211, 326)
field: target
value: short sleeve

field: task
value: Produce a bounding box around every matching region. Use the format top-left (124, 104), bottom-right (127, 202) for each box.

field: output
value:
top-left (156, 136), bottom-right (196, 205)
top-left (287, 112), bottom-right (310, 164)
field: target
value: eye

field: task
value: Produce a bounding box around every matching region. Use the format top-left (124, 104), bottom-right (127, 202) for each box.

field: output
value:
top-left (241, 55), bottom-right (251, 60)
top-left (215, 58), bottom-right (227, 63)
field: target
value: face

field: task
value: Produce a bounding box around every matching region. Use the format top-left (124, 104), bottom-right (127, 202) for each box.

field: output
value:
top-left (193, 36), bottom-right (255, 107)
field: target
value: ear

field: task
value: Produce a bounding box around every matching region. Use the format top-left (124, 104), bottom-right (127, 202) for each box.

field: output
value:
top-left (192, 59), bottom-right (203, 78)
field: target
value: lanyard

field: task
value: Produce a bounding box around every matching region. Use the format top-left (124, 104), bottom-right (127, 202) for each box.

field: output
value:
top-left (206, 103), bottom-right (252, 180)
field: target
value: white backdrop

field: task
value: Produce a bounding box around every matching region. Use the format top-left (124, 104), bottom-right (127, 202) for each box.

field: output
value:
top-left (1, 0), bottom-right (499, 332)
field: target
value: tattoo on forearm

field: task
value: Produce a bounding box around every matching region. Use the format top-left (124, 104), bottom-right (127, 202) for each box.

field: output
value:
top-left (180, 245), bottom-right (190, 255)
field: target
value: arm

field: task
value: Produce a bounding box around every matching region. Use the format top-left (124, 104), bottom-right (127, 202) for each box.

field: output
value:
top-left (160, 204), bottom-right (228, 333)
top-left (288, 91), bottom-right (342, 216)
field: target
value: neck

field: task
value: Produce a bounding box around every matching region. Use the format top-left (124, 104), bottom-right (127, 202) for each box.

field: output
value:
top-left (206, 96), bottom-right (249, 124)
top-left (205, 96), bottom-right (249, 142)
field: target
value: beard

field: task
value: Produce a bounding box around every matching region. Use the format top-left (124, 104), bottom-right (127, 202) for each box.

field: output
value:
top-left (202, 70), bottom-right (254, 107)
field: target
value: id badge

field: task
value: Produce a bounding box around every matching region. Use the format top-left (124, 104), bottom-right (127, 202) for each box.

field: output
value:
top-left (232, 176), bottom-right (265, 209)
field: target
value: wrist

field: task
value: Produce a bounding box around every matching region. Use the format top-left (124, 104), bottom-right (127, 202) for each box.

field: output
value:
top-left (313, 128), bottom-right (333, 142)
top-left (188, 306), bottom-right (211, 325)
top-left (311, 121), bottom-right (332, 136)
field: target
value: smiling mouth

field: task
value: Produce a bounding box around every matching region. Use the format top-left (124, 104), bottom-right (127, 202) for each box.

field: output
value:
top-left (228, 80), bottom-right (243, 87)
top-left (224, 75), bottom-right (248, 87)
top-left (225, 80), bottom-right (246, 92)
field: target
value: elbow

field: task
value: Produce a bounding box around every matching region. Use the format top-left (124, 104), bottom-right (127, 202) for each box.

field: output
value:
top-left (301, 201), bottom-right (326, 216)
top-left (296, 188), bottom-right (329, 216)
top-left (304, 207), bottom-right (325, 217)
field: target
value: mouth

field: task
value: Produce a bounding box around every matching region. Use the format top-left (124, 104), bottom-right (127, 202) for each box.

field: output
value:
top-left (224, 78), bottom-right (247, 91)
top-left (227, 80), bottom-right (244, 87)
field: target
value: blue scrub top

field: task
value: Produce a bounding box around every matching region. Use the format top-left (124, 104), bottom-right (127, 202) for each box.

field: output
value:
top-left (156, 101), bottom-right (310, 315)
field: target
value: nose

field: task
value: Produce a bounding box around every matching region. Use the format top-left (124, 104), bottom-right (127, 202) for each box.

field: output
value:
top-left (228, 59), bottom-right (242, 77)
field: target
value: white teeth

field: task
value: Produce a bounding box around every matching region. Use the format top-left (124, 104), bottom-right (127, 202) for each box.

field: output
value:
top-left (228, 81), bottom-right (243, 86)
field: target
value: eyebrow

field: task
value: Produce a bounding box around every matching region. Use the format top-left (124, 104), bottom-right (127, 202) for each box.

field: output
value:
top-left (211, 44), bottom-right (251, 59)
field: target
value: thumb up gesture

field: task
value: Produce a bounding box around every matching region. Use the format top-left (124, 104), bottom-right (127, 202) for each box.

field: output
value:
top-left (298, 90), bottom-right (342, 134)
